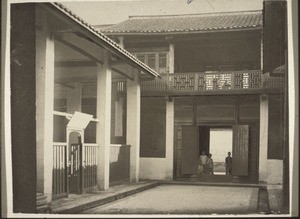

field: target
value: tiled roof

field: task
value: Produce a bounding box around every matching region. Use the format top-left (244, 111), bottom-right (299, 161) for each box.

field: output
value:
top-left (50, 3), bottom-right (160, 78)
top-left (100, 11), bottom-right (262, 34)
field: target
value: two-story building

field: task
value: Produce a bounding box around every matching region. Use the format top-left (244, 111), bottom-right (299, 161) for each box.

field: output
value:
top-left (98, 10), bottom-right (285, 186)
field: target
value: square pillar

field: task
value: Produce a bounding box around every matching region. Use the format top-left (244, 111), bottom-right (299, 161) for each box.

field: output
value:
top-left (165, 99), bottom-right (174, 180)
top-left (259, 94), bottom-right (269, 183)
top-left (168, 42), bottom-right (175, 74)
top-left (164, 41), bottom-right (175, 180)
top-left (96, 53), bottom-right (111, 190)
top-left (127, 71), bottom-right (141, 182)
top-left (36, 11), bottom-right (54, 203)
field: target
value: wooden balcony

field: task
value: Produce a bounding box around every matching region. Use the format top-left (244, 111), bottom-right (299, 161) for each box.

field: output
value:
top-left (141, 70), bottom-right (285, 96)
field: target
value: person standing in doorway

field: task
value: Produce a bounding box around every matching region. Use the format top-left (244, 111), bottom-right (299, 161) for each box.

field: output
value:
top-left (206, 153), bottom-right (214, 175)
top-left (197, 150), bottom-right (208, 175)
top-left (225, 151), bottom-right (232, 175)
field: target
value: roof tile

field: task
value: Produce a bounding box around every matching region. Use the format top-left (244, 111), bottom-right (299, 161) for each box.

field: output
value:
top-left (100, 11), bottom-right (262, 34)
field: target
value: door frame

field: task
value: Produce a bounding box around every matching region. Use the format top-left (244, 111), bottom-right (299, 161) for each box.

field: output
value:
top-left (66, 128), bottom-right (84, 195)
top-left (174, 122), bottom-right (247, 179)
top-left (197, 124), bottom-right (233, 157)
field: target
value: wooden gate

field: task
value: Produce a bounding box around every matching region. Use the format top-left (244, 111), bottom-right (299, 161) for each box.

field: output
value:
top-left (181, 126), bottom-right (199, 174)
top-left (232, 125), bottom-right (249, 176)
top-left (69, 143), bottom-right (82, 194)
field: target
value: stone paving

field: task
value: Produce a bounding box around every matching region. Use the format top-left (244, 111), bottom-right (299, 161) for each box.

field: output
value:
top-left (81, 184), bottom-right (259, 215)
top-left (50, 181), bottom-right (159, 214)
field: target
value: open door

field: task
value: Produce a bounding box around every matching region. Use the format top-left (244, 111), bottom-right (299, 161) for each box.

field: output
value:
top-left (232, 125), bottom-right (249, 176)
top-left (181, 126), bottom-right (198, 174)
top-left (199, 126), bottom-right (210, 156)
top-left (68, 132), bottom-right (83, 194)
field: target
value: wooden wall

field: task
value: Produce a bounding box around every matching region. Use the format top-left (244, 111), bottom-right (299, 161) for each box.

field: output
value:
top-left (11, 4), bottom-right (37, 212)
top-left (175, 35), bottom-right (261, 72)
top-left (268, 94), bottom-right (284, 159)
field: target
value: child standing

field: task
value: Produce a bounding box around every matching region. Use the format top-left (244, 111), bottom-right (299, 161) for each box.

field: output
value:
top-left (206, 153), bottom-right (214, 175)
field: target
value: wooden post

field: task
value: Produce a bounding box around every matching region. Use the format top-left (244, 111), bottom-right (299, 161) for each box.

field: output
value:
top-left (259, 94), bottom-right (269, 183)
top-left (96, 52), bottom-right (111, 190)
top-left (165, 99), bottom-right (174, 180)
top-left (169, 42), bottom-right (175, 74)
top-left (126, 70), bottom-right (141, 182)
top-left (118, 36), bottom-right (124, 48)
top-left (164, 40), bottom-right (175, 180)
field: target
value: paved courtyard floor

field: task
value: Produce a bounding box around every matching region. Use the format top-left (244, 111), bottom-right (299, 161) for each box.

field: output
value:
top-left (81, 184), bottom-right (259, 215)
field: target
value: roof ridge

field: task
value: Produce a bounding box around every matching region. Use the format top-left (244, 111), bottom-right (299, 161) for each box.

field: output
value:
top-left (128, 10), bottom-right (262, 20)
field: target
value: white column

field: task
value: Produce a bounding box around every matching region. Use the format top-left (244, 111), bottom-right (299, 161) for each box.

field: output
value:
top-left (164, 42), bottom-right (175, 180)
top-left (36, 19), bottom-right (55, 202)
top-left (67, 83), bottom-right (82, 114)
top-left (287, 0), bottom-right (299, 216)
top-left (1, 1), bottom-right (13, 214)
top-left (260, 36), bottom-right (263, 70)
top-left (259, 94), bottom-right (269, 183)
top-left (96, 53), bottom-right (111, 190)
top-left (127, 71), bottom-right (141, 182)
top-left (169, 43), bottom-right (175, 74)
top-left (165, 100), bottom-right (174, 180)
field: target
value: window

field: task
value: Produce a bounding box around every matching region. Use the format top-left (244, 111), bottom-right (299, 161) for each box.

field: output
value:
top-left (133, 52), bottom-right (168, 74)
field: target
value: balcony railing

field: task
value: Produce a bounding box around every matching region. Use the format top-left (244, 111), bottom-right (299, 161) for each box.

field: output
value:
top-left (141, 70), bottom-right (284, 93)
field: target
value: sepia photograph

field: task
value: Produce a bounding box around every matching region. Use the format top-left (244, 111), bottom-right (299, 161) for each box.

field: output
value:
top-left (1, 0), bottom-right (298, 218)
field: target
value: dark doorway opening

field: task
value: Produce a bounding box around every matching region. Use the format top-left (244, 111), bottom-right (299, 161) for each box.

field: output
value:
top-left (180, 125), bottom-right (249, 182)
top-left (68, 132), bottom-right (83, 194)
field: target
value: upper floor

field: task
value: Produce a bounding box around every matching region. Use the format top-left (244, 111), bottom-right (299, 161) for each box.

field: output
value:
top-left (99, 10), bottom-right (284, 96)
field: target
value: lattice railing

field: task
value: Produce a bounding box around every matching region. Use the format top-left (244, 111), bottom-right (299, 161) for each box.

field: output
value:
top-left (141, 70), bottom-right (284, 92)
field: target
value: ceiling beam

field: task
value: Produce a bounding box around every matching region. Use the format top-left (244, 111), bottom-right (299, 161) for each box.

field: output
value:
top-left (55, 32), bottom-right (104, 64)
top-left (55, 60), bottom-right (96, 67)
top-left (112, 65), bottom-right (134, 80)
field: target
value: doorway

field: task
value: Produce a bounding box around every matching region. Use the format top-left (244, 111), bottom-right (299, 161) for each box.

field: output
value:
top-left (68, 131), bottom-right (83, 194)
top-left (180, 125), bottom-right (249, 180)
top-left (209, 128), bottom-right (233, 175)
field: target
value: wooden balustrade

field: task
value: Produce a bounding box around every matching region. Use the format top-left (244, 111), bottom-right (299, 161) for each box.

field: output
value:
top-left (83, 144), bottom-right (98, 190)
top-left (52, 142), bottom-right (99, 198)
top-left (140, 70), bottom-right (284, 93)
top-left (109, 144), bottom-right (131, 185)
top-left (52, 143), bottom-right (68, 198)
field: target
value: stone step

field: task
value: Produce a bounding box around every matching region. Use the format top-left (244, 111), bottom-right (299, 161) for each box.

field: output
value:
top-left (37, 198), bottom-right (47, 206)
top-left (36, 193), bottom-right (52, 213)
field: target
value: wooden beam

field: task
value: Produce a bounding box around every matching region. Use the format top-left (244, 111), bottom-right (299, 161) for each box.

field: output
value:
top-left (55, 60), bottom-right (96, 67)
top-left (42, 4), bottom-right (158, 78)
top-left (56, 33), bottom-right (137, 80)
top-left (55, 32), bottom-right (104, 64)
top-left (141, 88), bottom-right (284, 97)
top-left (112, 67), bottom-right (134, 81)
top-left (54, 81), bottom-right (75, 89)
top-left (112, 63), bottom-right (135, 80)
